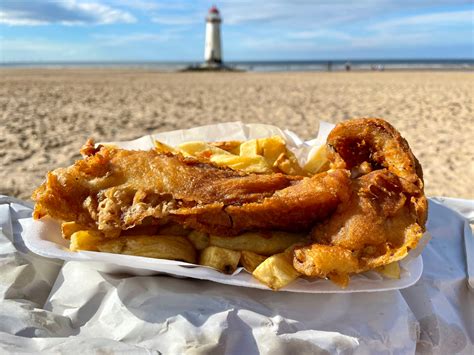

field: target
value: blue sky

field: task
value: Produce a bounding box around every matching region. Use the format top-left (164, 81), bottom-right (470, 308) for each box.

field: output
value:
top-left (1, 0), bottom-right (473, 62)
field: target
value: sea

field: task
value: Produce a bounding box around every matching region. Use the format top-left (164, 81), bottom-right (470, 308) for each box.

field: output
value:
top-left (1, 59), bottom-right (472, 72)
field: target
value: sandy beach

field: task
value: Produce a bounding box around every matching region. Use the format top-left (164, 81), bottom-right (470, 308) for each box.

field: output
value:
top-left (0, 69), bottom-right (472, 200)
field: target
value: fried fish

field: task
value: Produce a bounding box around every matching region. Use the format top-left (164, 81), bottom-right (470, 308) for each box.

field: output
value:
top-left (32, 140), bottom-right (350, 237)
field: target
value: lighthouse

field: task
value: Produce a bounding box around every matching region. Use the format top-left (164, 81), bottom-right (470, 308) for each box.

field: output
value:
top-left (204, 5), bottom-right (222, 66)
top-left (185, 5), bottom-right (236, 71)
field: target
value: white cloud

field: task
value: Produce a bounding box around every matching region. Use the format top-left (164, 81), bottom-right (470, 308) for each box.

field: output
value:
top-left (0, 0), bottom-right (136, 26)
top-left (94, 33), bottom-right (163, 45)
top-left (109, 0), bottom-right (160, 11)
top-left (0, 32), bottom-right (191, 62)
top-left (370, 10), bottom-right (474, 31)
top-left (93, 31), bottom-right (181, 46)
top-left (109, 0), bottom-right (187, 11)
top-left (151, 15), bottom-right (200, 26)
top-left (288, 30), bottom-right (352, 41)
top-left (217, 0), bottom-right (472, 26)
top-left (239, 8), bottom-right (473, 57)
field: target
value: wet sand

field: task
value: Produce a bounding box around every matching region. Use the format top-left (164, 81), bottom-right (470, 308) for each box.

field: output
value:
top-left (0, 69), bottom-right (472, 199)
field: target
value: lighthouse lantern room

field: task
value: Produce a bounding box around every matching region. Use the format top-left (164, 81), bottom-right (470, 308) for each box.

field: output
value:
top-left (204, 5), bottom-right (222, 66)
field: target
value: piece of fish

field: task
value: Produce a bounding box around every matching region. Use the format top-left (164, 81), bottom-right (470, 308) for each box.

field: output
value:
top-left (293, 118), bottom-right (427, 286)
top-left (32, 142), bottom-right (350, 237)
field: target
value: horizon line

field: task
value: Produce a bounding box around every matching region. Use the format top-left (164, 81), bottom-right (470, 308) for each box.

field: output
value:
top-left (1, 58), bottom-right (473, 64)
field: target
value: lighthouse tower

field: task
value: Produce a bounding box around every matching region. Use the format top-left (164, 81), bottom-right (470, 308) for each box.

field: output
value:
top-left (204, 6), bottom-right (222, 66)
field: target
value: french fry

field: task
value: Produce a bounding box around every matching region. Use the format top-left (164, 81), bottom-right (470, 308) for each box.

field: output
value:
top-left (96, 238), bottom-right (126, 254)
top-left (199, 246), bottom-right (241, 274)
top-left (210, 231), bottom-right (306, 256)
top-left (210, 141), bottom-right (242, 155)
top-left (154, 141), bottom-right (177, 154)
top-left (70, 230), bottom-right (104, 251)
top-left (177, 136), bottom-right (307, 176)
top-left (187, 230), bottom-right (210, 250)
top-left (71, 232), bottom-right (197, 264)
top-left (240, 251), bottom-right (267, 272)
top-left (210, 154), bottom-right (271, 173)
top-left (303, 145), bottom-right (330, 174)
top-left (178, 141), bottom-right (231, 158)
top-left (239, 139), bottom-right (260, 157)
top-left (239, 136), bottom-right (308, 175)
top-left (61, 221), bottom-right (89, 239)
top-left (258, 136), bottom-right (287, 166)
top-left (252, 252), bottom-right (300, 290)
top-left (119, 235), bottom-right (197, 263)
top-left (376, 262), bottom-right (401, 279)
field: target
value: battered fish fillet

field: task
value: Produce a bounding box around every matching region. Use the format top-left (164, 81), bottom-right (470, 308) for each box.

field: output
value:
top-left (32, 141), bottom-right (350, 237)
top-left (293, 118), bottom-right (427, 286)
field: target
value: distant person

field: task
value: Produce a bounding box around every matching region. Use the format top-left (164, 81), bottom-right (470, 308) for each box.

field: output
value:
top-left (345, 61), bottom-right (351, 71)
top-left (327, 61), bottom-right (333, 71)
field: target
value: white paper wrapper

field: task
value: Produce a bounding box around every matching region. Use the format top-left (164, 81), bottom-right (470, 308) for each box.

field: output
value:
top-left (2, 172), bottom-right (473, 353)
top-left (22, 122), bottom-right (425, 293)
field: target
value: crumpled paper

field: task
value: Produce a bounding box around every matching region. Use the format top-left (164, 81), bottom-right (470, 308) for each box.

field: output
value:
top-left (1, 195), bottom-right (472, 354)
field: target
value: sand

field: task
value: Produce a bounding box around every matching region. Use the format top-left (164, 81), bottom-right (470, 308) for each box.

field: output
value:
top-left (0, 69), bottom-right (472, 200)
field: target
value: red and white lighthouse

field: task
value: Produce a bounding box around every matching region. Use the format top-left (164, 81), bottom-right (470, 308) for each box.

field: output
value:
top-left (204, 5), bottom-right (222, 66)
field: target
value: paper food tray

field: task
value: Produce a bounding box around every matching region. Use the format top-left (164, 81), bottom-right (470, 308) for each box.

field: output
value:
top-left (21, 121), bottom-right (424, 293)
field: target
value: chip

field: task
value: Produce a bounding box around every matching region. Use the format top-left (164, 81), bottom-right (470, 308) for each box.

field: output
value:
top-left (199, 246), bottom-right (241, 274)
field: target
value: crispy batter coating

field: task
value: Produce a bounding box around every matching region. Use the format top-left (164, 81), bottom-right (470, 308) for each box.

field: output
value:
top-left (293, 118), bottom-right (427, 286)
top-left (326, 118), bottom-right (424, 187)
top-left (32, 147), bottom-right (350, 237)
